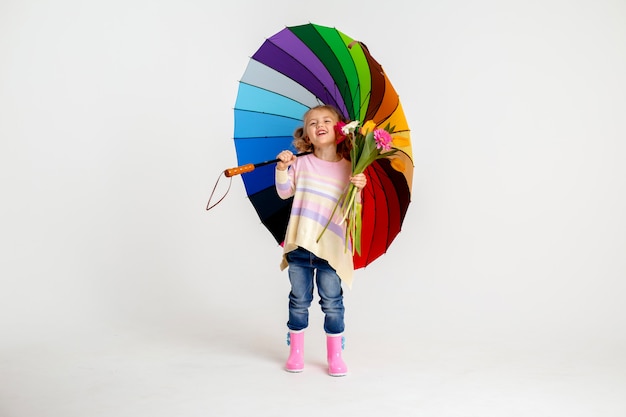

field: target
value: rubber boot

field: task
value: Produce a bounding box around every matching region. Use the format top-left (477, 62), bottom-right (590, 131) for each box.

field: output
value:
top-left (326, 334), bottom-right (347, 377)
top-left (285, 331), bottom-right (304, 372)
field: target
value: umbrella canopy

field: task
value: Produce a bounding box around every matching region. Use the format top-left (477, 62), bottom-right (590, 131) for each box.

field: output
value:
top-left (233, 23), bottom-right (413, 268)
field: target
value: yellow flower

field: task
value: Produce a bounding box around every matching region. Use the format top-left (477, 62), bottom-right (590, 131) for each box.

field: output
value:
top-left (360, 120), bottom-right (376, 135)
top-left (392, 136), bottom-right (411, 148)
top-left (390, 157), bottom-right (406, 172)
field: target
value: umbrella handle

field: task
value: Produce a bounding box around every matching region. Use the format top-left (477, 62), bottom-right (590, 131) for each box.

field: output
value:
top-left (224, 163), bottom-right (255, 177)
top-left (223, 152), bottom-right (311, 177)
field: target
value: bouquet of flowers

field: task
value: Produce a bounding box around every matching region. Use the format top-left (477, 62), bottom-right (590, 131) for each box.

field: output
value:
top-left (317, 119), bottom-right (408, 255)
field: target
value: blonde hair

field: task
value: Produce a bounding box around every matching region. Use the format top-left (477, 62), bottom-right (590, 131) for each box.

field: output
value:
top-left (292, 105), bottom-right (352, 159)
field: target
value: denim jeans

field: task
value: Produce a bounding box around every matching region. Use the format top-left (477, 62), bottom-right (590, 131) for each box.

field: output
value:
top-left (286, 247), bottom-right (345, 334)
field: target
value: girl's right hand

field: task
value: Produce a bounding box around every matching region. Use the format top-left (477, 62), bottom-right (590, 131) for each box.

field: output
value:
top-left (276, 150), bottom-right (296, 171)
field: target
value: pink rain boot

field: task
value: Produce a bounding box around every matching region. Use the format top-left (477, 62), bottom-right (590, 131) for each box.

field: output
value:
top-left (326, 334), bottom-right (347, 377)
top-left (285, 331), bottom-right (304, 372)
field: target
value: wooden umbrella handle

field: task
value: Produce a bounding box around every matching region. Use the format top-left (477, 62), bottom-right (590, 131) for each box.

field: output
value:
top-left (224, 163), bottom-right (255, 177)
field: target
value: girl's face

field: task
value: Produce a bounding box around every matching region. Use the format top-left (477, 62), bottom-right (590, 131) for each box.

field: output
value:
top-left (305, 108), bottom-right (339, 149)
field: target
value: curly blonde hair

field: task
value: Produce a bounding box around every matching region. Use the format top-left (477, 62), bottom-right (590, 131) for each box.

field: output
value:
top-left (292, 105), bottom-right (352, 159)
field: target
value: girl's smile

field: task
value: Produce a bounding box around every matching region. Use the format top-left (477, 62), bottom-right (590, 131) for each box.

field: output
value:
top-left (305, 108), bottom-right (338, 148)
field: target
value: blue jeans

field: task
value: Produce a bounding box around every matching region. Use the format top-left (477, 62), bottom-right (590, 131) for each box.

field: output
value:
top-left (286, 247), bottom-right (345, 334)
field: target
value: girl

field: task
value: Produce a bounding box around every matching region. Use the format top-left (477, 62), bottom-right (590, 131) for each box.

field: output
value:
top-left (275, 105), bottom-right (367, 377)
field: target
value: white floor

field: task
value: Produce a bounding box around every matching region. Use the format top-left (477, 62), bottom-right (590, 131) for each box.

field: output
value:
top-left (2, 323), bottom-right (624, 417)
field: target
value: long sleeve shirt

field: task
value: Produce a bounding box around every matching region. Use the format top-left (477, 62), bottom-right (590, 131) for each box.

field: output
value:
top-left (275, 154), bottom-right (355, 287)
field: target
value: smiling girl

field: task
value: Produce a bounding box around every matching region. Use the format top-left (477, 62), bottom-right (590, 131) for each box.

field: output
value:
top-left (275, 105), bottom-right (367, 376)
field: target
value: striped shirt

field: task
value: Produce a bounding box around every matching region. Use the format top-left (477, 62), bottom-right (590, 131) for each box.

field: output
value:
top-left (276, 154), bottom-right (355, 287)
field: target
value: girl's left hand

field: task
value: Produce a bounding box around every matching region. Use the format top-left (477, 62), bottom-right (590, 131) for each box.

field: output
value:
top-left (350, 173), bottom-right (367, 190)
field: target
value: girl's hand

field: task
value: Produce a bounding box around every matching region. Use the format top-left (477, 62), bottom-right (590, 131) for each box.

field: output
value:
top-left (276, 150), bottom-right (296, 171)
top-left (350, 173), bottom-right (367, 190)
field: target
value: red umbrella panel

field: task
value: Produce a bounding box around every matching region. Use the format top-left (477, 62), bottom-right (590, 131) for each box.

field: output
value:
top-left (233, 23), bottom-right (413, 268)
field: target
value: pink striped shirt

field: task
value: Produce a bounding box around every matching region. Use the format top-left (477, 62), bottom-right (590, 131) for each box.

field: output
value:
top-left (276, 154), bottom-right (355, 287)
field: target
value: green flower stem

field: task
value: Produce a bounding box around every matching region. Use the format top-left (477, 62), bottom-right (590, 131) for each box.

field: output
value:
top-left (341, 185), bottom-right (357, 253)
top-left (339, 185), bottom-right (358, 224)
top-left (354, 202), bottom-right (362, 255)
top-left (316, 183), bottom-right (350, 243)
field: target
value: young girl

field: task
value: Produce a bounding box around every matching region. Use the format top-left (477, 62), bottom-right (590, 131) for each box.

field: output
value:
top-left (275, 105), bottom-right (367, 377)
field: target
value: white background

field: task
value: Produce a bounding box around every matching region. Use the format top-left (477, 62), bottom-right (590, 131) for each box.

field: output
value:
top-left (1, 0), bottom-right (625, 416)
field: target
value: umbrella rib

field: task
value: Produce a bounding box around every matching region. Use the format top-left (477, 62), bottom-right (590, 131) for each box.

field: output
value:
top-left (311, 25), bottom-right (363, 121)
top-left (344, 40), bottom-right (369, 121)
top-left (233, 106), bottom-right (303, 121)
top-left (367, 165), bottom-right (392, 253)
top-left (234, 135), bottom-right (295, 140)
top-left (321, 26), bottom-right (358, 119)
top-left (365, 167), bottom-right (389, 265)
top-left (262, 37), bottom-right (345, 112)
top-left (236, 81), bottom-right (314, 111)
top-left (357, 89), bottom-right (372, 121)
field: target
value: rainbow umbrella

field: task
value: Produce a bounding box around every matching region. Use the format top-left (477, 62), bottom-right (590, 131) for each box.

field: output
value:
top-left (233, 23), bottom-right (413, 268)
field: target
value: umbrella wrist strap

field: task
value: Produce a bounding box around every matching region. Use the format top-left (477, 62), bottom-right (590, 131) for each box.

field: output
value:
top-left (206, 171), bottom-right (232, 211)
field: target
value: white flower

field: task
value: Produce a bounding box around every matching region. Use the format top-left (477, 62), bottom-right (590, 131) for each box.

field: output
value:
top-left (341, 120), bottom-right (360, 135)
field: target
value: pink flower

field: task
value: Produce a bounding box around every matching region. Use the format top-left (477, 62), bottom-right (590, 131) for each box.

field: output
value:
top-left (334, 121), bottom-right (347, 144)
top-left (373, 129), bottom-right (393, 151)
